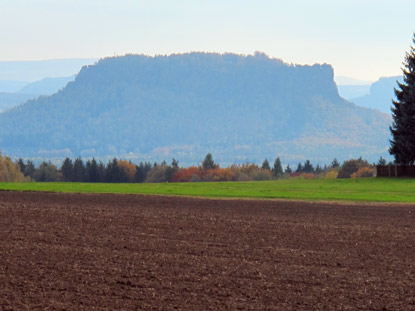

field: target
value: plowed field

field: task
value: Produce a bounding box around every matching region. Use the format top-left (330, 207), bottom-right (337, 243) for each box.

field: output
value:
top-left (0, 191), bottom-right (414, 310)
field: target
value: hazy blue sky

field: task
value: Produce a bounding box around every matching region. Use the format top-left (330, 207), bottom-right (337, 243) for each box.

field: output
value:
top-left (1, 0), bottom-right (414, 81)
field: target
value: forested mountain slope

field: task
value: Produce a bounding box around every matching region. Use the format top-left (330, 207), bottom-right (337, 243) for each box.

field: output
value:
top-left (0, 53), bottom-right (391, 164)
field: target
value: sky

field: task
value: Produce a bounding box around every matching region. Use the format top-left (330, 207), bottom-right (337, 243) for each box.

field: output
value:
top-left (1, 0), bottom-right (414, 82)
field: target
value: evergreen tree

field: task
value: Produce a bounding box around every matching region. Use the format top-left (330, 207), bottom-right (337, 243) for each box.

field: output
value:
top-left (296, 162), bottom-right (303, 173)
top-left (261, 158), bottom-right (271, 170)
top-left (17, 158), bottom-right (26, 175)
top-left (377, 156), bottom-right (387, 166)
top-left (60, 157), bottom-right (74, 182)
top-left (272, 157), bottom-right (283, 177)
top-left (171, 158), bottom-right (179, 168)
top-left (165, 158), bottom-right (180, 182)
top-left (105, 158), bottom-right (120, 182)
top-left (202, 153), bottom-right (217, 170)
top-left (24, 160), bottom-right (36, 179)
top-left (97, 161), bottom-right (106, 182)
top-left (86, 158), bottom-right (99, 182)
top-left (315, 164), bottom-right (323, 174)
top-left (73, 157), bottom-right (85, 182)
top-left (390, 33), bottom-right (415, 164)
top-left (135, 163), bottom-right (146, 183)
top-left (285, 164), bottom-right (292, 174)
top-left (303, 160), bottom-right (314, 173)
top-left (331, 158), bottom-right (340, 169)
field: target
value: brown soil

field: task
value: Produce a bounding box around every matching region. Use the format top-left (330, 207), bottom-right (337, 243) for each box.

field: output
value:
top-left (0, 191), bottom-right (414, 310)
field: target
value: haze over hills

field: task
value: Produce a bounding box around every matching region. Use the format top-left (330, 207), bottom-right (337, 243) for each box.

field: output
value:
top-left (0, 76), bottom-right (75, 113)
top-left (18, 76), bottom-right (75, 95)
top-left (0, 80), bottom-right (28, 93)
top-left (0, 59), bottom-right (96, 112)
top-left (335, 76), bottom-right (372, 101)
top-left (0, 53), bottom-right (391, 165)
top-left (0, 58), bottom-right (97, 82)
top-left (350, 76), bottom-right (403, 114)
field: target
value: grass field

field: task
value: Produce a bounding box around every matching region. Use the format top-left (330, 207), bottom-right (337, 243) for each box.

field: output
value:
top-left (1, 177), bottom-right (415, 203)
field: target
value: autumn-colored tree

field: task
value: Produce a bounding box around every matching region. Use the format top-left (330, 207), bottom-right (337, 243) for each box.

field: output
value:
top-left (351, 167), bottom-right (374, 178)
top-left (325, 170), bottom-right (338, 179)
top-left (338, 158), bottom-right (370, 178)
top-left (172, 167), bottom-right (201, 182)
top-left (0, 152), bottom-right (27, 182)
top-left (118, 160), bottom-right (136, 182)
top-left (202, 168), bottom-right (235, 182)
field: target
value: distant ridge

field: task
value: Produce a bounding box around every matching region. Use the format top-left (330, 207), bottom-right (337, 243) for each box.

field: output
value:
top-left (18, 76), bottom-right (75, 95)
top-left (0, 58), bottom-right (97, 82)
top-left (351, 76), bottom-right (403, 114)
top-left (0, 53), bottom-right (391, 164)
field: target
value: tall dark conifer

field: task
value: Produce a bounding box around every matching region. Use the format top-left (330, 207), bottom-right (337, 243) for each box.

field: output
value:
top-left (261, 158), bottom-right (271, 170)
top-left (17, 158), bottom-right (26, 175)
top-left (390, 33), bottom-right (415, 164)
top-left (86, 158), bottom-right (99, 182)
top-left (73, 157), bottom-right (85, 182)
top-left (61, 157), bottom-right (74, 181)
top-left (272, 157), bottom-right (283, 177)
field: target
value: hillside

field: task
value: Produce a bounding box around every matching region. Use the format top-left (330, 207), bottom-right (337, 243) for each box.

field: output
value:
top-left (0, 53), bottom-right (391, 165)
top-left (351, 76), bottom-right (403, 113)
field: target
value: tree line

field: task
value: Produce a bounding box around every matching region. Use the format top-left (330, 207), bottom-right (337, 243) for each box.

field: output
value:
top-left (2, 152), bottom-right (383, 183)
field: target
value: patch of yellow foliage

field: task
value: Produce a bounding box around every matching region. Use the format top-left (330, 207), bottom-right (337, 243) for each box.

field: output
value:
top-left (0, 152), bottom-right (27, 182)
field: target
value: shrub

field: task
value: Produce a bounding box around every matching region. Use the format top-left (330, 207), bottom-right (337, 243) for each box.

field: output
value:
top-left (325, 170), bottom-right (338, 179)
top-left (145, 165), bottom-right (168, 183)
top-left (351, 167), bottom-right (374, 178)
top-left (338, 158), bottom-right (370, 178)
top-left (251, 170), bottom-right (273, 181)
top-left (299, 173), bottom-right (317, 179)
top-left (172, 167), bottom-right (201, 182)
top-left (233, 171), bottom-right (249, 181)
top-left (230, 163), bottom-right (273, 181)
top-left (202, 168), bottom-right (235, 182)
top-left (33, 162), bottom-right (59, 182)
top-left (118, 160), bottom-right (136, 182)
top-left (190, 174), bottom-right (202, 182)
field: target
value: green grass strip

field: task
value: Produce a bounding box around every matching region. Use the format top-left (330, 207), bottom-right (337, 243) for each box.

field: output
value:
top-left (1, 178), bottom-right (415, 203)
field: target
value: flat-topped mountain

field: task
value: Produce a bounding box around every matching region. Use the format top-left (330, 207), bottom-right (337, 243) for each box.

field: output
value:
top-left (0, 52), bottom-right (391, 164)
